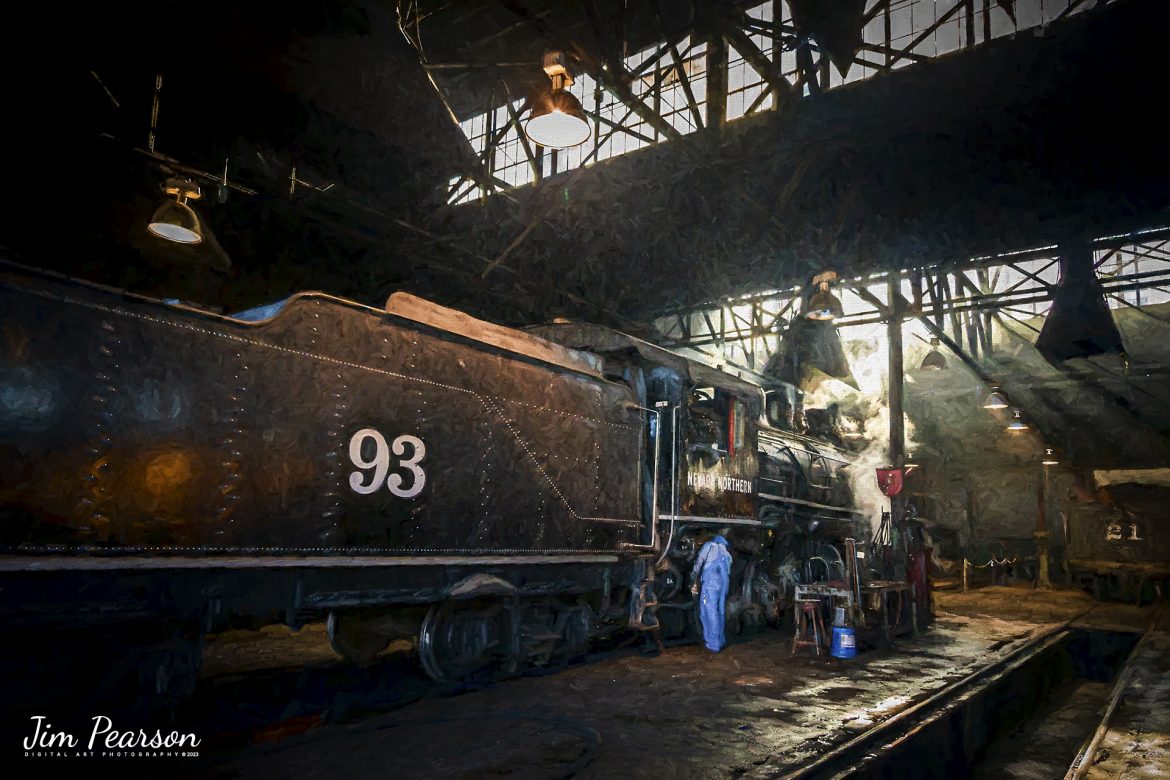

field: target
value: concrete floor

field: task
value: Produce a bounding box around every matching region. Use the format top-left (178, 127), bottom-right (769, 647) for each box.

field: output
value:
top-left (181, 585), bottom-right (1166, 779)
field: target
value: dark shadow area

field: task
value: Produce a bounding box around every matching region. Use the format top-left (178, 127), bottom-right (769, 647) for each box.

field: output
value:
top-left (842, 628), bottom-right (1140, 780)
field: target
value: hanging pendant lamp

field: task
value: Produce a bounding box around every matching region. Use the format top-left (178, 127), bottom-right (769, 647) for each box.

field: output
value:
top-left (524, 51), bottom-right (591, 149)
top-left (1006, 410), bottom-right (1028, 432)
top-left (919, 337), bottom-right (947, 370)
top-left (983, 387), bottom-right (1008, 409)
top-left (148, 177), bottom-right (203, 244)
top-left (804, 270), bottom-right (844, 321)
top-left (1035, 242), bottom-right (1126, 363)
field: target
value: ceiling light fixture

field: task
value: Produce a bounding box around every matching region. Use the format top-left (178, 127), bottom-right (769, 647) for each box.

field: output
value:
top-left (919, 337), bottom-right (947, 371)
top-left (1041, 448), bottom-right (1059, 465)
top-left (804, 270), bottom-right (844, 321)
top-left (1035, 242), bottom-right (1126, 363)
top-left (148, 177), bottom-right (203, 244)
top-left (523, 51), bottom-right (591, 149)
top-left (983, 387), bottom-right (1008, 409)
top-left (1006, 409), bottom-right (1028, 432)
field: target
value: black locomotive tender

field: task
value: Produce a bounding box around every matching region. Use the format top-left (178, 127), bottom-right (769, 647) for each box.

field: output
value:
top-left (0, 261), bottom-right (860, 701)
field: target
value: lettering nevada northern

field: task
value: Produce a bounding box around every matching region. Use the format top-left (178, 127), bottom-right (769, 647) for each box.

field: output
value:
top-left (686, 471), bottom-right (752, 494)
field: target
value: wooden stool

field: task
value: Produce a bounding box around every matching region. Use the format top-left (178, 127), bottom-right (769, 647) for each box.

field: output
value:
top-left (791, 598), bottom-right (826, 656)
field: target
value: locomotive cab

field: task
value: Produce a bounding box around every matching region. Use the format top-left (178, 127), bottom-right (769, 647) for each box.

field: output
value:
top-left (679, 384), bottom-right (759, 520)
top-left (528, 322), bottom-right (804, 637)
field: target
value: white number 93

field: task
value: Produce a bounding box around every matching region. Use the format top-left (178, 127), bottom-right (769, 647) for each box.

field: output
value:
top-left (347, 428), bottom-right (427, 498)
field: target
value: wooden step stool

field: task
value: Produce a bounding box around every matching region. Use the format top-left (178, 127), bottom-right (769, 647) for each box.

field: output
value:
top-left (791, 597), bottom-right (826, 656)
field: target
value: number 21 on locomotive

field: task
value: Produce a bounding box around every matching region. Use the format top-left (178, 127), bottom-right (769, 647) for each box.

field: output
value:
top-left (347, 428), bottom-right (427, 498)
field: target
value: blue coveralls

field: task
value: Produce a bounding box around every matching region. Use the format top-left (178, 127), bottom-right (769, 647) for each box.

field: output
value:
top-left (691, 536), bottom-right (732, 652)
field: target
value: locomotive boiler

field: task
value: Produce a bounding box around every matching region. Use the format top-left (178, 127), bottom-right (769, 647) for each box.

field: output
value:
top-left (528, 323), bottom-right (865, 640)
top-left (0, 260), bottom-right (863, 711)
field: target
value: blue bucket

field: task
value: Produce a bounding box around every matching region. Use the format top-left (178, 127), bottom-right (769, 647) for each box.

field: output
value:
top-left (830, 625), bottom-right (857, 659)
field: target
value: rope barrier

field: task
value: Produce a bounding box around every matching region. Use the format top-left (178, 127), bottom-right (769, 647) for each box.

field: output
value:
top-left (962, 556), bottom-right (1018, 569)
top-left (961, 555), bottom-right (1021, 592)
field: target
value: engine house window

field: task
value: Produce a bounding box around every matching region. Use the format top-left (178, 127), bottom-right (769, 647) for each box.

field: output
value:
top-left (687, 387), bottom-right (722, 452)
top-left (764, 389), bottom-right (795, 430)
top-left (687, 386), bottom-right (755, 461)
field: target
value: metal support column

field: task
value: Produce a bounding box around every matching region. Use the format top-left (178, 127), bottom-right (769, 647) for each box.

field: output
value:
top-left (1035, 465), bottom-right (1053, 589)
top-left (887, 277), bottom-right (907, 580)
top-left (707, 30), bottom-right (727, 129)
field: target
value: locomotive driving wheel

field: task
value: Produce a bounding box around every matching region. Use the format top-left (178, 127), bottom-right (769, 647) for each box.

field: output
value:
top-left (418, 601), bottom-right (508, 683)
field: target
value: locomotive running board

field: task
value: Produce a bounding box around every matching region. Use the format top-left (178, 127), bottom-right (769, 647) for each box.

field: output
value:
top-left (757, 492), bottom-right (859, 515)
top-left (0, 554), bottom-right (622, 571)
top-left (657, 515), bottom-right (760, 526)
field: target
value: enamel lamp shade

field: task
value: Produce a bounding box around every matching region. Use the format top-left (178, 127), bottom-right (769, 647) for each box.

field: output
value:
top-left (524, 89), bottom-right (591, 149)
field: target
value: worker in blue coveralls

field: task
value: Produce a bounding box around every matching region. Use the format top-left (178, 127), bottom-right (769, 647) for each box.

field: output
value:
top-left (690, 533), bottom-right (732, 652)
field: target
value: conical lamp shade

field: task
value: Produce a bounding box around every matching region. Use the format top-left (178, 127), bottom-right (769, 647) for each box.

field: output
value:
top-left (983, 390), bottom-right (1008, 409)
top-left (805, 287), bottom-right (843, 321)
top-left (920, 346), bottom-right (947, 371)
top-left (524, 89), bottom-right (590, 149)
top-left (789, 0), bottom-right (867, 76)
top-left (1035, 244), bottom-right (1124, 362)
top-left (764, 315), bottom-right (859, 391)
top-left (149, 200), bottom-right (203, 244)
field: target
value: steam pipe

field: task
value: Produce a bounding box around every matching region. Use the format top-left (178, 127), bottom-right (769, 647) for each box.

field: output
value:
top-left (655, 403), bottom-right (680, 567)
top-left (807, 556), bottom-right (843, 583)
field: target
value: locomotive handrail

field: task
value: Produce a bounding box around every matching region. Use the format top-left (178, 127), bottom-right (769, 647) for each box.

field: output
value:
top-left (656, 403), bottom-right (681, 567)
top-left (756, 491), bottom-right (859, 516)
top-left (656, 515), bottom-right (761, 526)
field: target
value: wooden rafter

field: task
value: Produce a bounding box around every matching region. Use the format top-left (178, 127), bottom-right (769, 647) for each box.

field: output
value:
top-left (654, 0), bottom-right (705, 132)
top-left (494, 0), bottom-right (684, 142)
top-left (596, 63), bottom-right (684, 142)
top-left (584, 105), bottom-right (656, 146)
top-left (1056, 0), bottom-right (1094, 23)
top-left (888, 0), bottom-right (967, 67)
top-left (446, 107), bottom-right (521, 199)
top-left (861, 0), bottom-right (892, 28)
top-left (856, 41), bottom-right (930, 65)
top-left (722, 22), bottom-right (797, 108)
top-left (499, 79), bottom-right (541, 181)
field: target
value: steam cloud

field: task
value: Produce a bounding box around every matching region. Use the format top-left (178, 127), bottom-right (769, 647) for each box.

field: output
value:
top-left (805, 322), bottom-right (917, 534)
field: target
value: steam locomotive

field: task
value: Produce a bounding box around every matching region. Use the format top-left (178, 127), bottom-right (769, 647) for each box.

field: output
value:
top-left (0, 260), bottom-right (861, 707)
